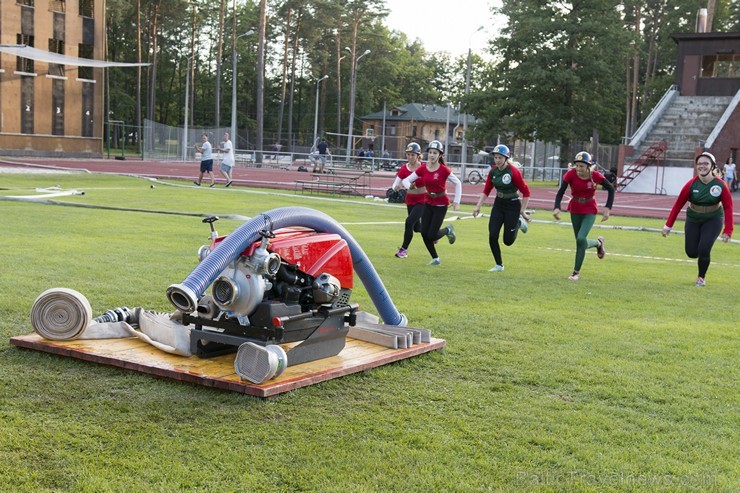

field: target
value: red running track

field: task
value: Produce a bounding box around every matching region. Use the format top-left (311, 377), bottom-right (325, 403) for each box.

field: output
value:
top-left (2, 156), bottom-right (739, 222)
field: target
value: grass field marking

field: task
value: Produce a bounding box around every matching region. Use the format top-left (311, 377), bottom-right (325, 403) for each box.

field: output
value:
top-left (540, 246), bottom-right (740, 267)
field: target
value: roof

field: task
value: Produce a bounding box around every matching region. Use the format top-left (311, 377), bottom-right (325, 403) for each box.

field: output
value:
top-left (361, 103), bottom-right (477, 124)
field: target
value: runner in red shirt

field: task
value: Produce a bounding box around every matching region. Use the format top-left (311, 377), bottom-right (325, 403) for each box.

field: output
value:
top-left (662, 151), bottom-right (734, 287)
top-left (553, 151), bottom-right (615, 281)
top-left (401, 140), bottom-right (462, 266)
top-left (391, 143), bottom-right (426, 258)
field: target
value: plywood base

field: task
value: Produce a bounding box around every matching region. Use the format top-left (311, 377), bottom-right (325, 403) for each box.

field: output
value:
top-left (10, 333), bottom-right (446, 398)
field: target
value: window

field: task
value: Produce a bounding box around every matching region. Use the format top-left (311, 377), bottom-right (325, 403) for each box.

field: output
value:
top-left (21, 76), bottom-right (34, 134)
top-left (78, 0), bottom-right (93, 17)
top-left (17, 0), bottom-right (34, 6)
top-left (50, 0), bottom-right (65, 12)
top-left (16, 34), bottom-right (35, 73)
top-left (52, 79), bottom-right (65, 135)
top-left (701, 54), bottom-right (740, 78)
top-left (78, 43), bottom-right (93, 80)
top-left (412, 126), bottom-right (417, 137)
top-left (390, 125), bottom-right (396, 136)
top-left (81, 81), bottom-right (94, 137)
top-left (48, 38), bottom-right (65, 77)
top-left (434, 129), bottom-right (440, 140)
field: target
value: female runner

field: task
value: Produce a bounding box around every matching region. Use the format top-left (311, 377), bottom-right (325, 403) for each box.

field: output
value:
top-left (552, 151), bottom-right (615, 281)
top-left (472, 144), bottom-right (531, 272)
top-left (663, 151), bottom-right (733, 286)
top-left (401, 140), bottom-right (461, 266)
top-left (391, 143), bottom-right (426, 258)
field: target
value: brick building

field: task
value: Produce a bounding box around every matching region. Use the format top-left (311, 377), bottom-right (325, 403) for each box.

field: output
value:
top-left (360, 103), bottom-right (476, 161)
top-left (0, 0), bottom-right (106, 157)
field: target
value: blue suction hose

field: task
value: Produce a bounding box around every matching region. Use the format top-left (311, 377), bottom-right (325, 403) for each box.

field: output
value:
top-left (166, 207), bottom-right (406, 325)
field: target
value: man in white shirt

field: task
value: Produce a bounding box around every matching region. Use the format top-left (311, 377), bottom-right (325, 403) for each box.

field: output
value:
top-left (217, 132), bottom-right (235, 187)
top-left (193, 134), bottom-right (216, 187)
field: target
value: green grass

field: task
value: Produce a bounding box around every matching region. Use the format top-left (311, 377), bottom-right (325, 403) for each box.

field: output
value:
top-left (0, 172), bottom-right (737, 492)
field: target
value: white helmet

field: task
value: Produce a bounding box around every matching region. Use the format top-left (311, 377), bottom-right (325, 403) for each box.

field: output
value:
top-left (427, 140), bottom-right (444, 154)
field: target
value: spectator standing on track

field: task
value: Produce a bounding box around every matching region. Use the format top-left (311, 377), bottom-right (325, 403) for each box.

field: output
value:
top-left (662, 151), bottom-right (733, 287)
top-left (472, 144), bottom-right (532, 273)
top-left (316, 138), bottom-right (330, 173)
top-left (193, 134), bottom-right (215, 187)
top-left (400, 140), bottom-right (461, 266)
top-left (723, 157), bottom-right (736, 192)
top-left (391, 142), bottom-right (426, 259)
top-left (216, 132), bottom-right (235, 187)
top-left (552, 151), bottom-right (615, 281)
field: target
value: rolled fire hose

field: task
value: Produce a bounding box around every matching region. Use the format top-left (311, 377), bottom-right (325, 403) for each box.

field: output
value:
top-left (167, 206), bottom-right (407, 326)
top-left (31, 288), bottom-right (94, 340)
top-left (30, 288), bottom-right (191, 355)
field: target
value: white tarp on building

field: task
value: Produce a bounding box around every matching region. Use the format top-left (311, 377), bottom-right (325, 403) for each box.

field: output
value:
top-left (0, 45), bottom-right (148, 67)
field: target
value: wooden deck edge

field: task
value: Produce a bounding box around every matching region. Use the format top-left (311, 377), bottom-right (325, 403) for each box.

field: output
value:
top-left (10, 334), bottom-right (446, 398)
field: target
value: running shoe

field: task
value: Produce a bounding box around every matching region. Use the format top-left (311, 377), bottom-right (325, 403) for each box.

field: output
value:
top-left (488, 265), bottom-right (505, 272)
top-left (193, 181), bottom-right (201, 186)
top-left (568, 271), bottom-right (580, 281)
top-left (395, 247), bottom-right (408, 258)
top-left (209, 183), bottom-right (216, 188)
top-left (695, 277), bottom-right (706, 287)
top-left (225, 181), bottom-right (233, 187)
top-left (428, 258), bottom-right (441, 266)
top-left (446, 225), bottom-right (456, 244)
top-left (596, 236), bottom-right (606, 259)
top-left (519, 216), bottom-right (528, 234)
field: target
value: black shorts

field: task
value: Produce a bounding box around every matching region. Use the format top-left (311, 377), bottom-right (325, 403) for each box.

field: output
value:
top-left (200, 159), bottom-right (213, 173)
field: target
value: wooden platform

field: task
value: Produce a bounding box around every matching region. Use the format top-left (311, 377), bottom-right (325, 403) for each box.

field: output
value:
top-left (10, 333), bottom-right (446, 398)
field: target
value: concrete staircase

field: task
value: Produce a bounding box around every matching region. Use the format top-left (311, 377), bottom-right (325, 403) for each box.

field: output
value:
top-left (633, 96), bottom-right (732, 168)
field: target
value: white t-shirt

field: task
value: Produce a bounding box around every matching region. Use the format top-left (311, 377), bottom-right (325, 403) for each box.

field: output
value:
top-left (221, 140), bottom-right (234, 166)
top-left (724, 162), bottom-right (736, 181)
top-left (200, 141), bottom-right (212, 161)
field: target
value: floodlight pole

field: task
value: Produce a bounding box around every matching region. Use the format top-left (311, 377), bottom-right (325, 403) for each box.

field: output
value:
top-left (231, 28), bottom-right (254, 148)
top-left (182, 57), bottom-right (191, 162)
top-left (312, 75), bottom-right (329, 148)
top-left (461, 25), bottom-right (484, 174)
top-left (345, 48), bottom-right (370, 162)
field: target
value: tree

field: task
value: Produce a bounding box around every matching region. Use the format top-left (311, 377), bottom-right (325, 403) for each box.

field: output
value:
top-left (468, 0), bottom-right (631, 161)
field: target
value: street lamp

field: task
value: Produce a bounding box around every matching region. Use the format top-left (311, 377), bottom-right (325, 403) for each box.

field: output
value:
top-left (346, 47), bottom-right (371, 161)
top-left (231, 28), bottom-right (255, 148)
top-left (313, 75), bottom-right (329, 149)
top-left (461, 25), bottom-right (484, 170)
top-left (182, 56), bottom-right (193, 161)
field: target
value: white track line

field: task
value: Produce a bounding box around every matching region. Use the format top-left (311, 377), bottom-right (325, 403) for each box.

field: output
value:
top-left (539, 247), bottom-right (740, 267)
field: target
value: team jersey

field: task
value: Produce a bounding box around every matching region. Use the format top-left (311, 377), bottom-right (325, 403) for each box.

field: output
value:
top-left (482, 164), bottom-right (531, 198)
top-left (665, 176), bottom-right (734, 236)
top-left (402, 163), bottom-right (462, 206)
top-left (393, 162), bottom-right (427, 205)
top-left (554, 169), bottom-right (614, 215)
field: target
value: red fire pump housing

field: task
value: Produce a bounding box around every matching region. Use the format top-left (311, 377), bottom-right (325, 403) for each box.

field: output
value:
top-left (183, 227), bottom-right (358, 365)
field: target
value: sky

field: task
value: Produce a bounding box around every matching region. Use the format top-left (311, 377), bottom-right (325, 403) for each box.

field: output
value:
top-left (384, 0), bottom-right (502, 58)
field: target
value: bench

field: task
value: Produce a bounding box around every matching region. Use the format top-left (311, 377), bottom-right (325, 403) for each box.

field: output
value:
top-left (294, 171), bottom-right (371, 196)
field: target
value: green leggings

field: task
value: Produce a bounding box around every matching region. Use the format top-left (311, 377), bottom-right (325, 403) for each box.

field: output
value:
top-left (570, 213), bottom-right (600, 272)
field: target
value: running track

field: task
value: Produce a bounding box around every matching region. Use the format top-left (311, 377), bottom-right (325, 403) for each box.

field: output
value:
top-left (2, 157), bottom-right (739, 222)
